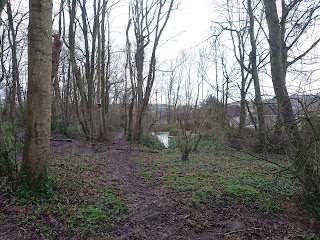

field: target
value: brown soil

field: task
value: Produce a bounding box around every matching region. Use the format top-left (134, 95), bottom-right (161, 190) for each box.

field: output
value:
top-left (0, 133), bottom-right (319, 239)
top-left (99, 134), bottom-right (319, 239)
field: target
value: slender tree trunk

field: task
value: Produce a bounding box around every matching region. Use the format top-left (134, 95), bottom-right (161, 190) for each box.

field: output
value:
top-left (248, 0), bottom-right (265, 149)
top-left (100, 0), bottom-right (109, 138)
top-left (7, 2), bottom-right (21, 120)
top-left (238, 89), bottom-right (247, 137)
top-left (68, 0), bottom-right (91, 140)
top-left (21, 0), bottom-right (53, 186)
top-left (51, 34), bottom-right (63, 131)
top-left (126, 19), bottom-right (135, 141)
top-left (0, 24), bottom-right (5, 154)
top-left (62, 62), bottom-right (70, 134)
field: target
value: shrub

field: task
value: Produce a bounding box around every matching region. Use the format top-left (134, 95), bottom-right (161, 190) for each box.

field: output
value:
top-left (0, 123), bottom-right (16, 182)
top-left (177, 131), bottom-right (198, 161)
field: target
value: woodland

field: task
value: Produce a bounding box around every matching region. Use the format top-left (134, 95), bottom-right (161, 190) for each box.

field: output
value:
top-left (0, 0), bottom-right (320, 239)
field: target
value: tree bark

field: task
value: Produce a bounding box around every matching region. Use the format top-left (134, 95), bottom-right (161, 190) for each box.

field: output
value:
top-left (100, 0), bottom-right (109, 138)
top-left (51, 34), bottom-right (63, 131)
top-left (21, 0), bottom-right (53, 186)
top-left (0, 0), bottom-right (8, 18)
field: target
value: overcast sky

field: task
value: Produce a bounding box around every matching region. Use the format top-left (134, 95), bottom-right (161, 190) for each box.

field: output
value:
top-left (105, 0), bottom-right (215, 58)
top-left (160, 0), bottom-right (214, 57)
top-left (50, 0), bottom-right (319, 99)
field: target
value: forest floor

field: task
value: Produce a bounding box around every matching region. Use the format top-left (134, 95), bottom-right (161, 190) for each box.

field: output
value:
top-left (0, 133), bottom-right (319, 239)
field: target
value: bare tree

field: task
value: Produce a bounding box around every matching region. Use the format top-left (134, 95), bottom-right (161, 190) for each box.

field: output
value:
top-left (99, 0), bottom-right (120, 138)
top-left (68, 0), bottom-right (91, 139)
top-left (215, 0), bottom-right (269, 147)
top-left (262, 0), bottom-right (320, 198)
top-left (127, 0), bottom-right (177, 142)
top-left (215, 0), bottom-right (252, 138)
top-left (79, 0), bottom-right (100, 138)
top-left (176, 106), bottom-right (203, 161)
top-left (163, 53), bottom-right (185, 125)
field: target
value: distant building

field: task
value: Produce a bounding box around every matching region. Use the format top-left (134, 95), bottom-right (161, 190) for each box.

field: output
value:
top-left (226, 102), bottom-right (241, 127)
top-left (226, 93), bottom-right (320, 129)
top-left (290, 94), bottom-right (320, 117)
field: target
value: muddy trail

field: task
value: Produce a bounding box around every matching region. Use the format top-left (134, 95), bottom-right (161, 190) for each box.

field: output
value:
top-left (97, 134), bottom-right (194, 239)
top-left (95, 134), bottom-right (317, 239)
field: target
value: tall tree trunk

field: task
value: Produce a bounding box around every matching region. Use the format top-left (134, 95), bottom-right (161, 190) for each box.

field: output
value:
top-left (21, 0), bottom-right (53, 187)
top-left (248, 0), bottom-right (265, 149)
top-left (68, 0), bottom-right (90, 140)
top-left (80, 0), bottom-right (100, 138)
top-left (51, 34), bottom-right (63, 131)
top-left (7, 2), bottom-right (22, 120)
top-left (0, 0), bottom-right (8, 19)
top-left (132, 37), bottom-right (145, 142)
top-left (51, 0), bottom-right (64, 132)
top-left (97, 22), bottom-right (102, 135)
top-left (263, 0), bottom-right (320, 197)
top-left (0, 23), bottom-right (5, 160)
top-left (100, 0), bottom-right (109, 138)
top-left (62, 62), bottom-right (70, 134)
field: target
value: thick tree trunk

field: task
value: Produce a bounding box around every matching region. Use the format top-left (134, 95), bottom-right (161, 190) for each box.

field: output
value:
top-left (133, 104), bottom-right (145, 142)
top-left (21, 0), bottom-right (53, 185)
top-left (132, 41), bottom-right (145, 142)
top-left (0, 0), bottom-right (8, 18)
top-left (263, 0), bottom-right (320, 197)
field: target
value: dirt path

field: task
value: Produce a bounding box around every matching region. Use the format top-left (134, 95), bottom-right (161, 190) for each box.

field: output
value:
top-left (98, 134), bottom-right (319, 239)
top-left (99, 134), bottom-right (195, 239)
top-left (1, 134), bottom-right (317, 239)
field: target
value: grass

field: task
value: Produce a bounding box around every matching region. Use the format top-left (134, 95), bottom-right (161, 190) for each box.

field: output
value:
top-left (130, 137), bottom-right (303, 212)
top-left (4, 131), bottom-right (317, 237)
top-left (12, 152), bottom-right (126, 238)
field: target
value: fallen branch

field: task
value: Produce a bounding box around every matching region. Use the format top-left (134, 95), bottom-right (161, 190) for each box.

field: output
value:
top-left (50, 138), bottom-right (72, 142)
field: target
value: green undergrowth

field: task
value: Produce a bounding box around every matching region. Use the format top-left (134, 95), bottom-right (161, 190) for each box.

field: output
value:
top-left (12, 151), bottom-right (126, 238)
top-left (216, 167), bottom-right (301, 211)
top-left (131, 139), bottom-right (303, 213)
